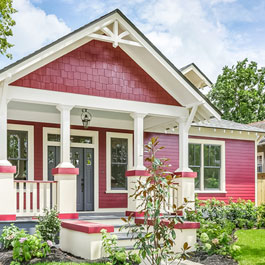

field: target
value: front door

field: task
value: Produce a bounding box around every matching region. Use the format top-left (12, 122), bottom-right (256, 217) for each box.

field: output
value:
top-left (47, 146), bottom-right (94, 211)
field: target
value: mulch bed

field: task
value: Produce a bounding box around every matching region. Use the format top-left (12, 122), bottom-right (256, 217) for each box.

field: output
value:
top-left (188, 251), bottom-right (238, 265)
top-left (0, 247), bottom-right (106, 264)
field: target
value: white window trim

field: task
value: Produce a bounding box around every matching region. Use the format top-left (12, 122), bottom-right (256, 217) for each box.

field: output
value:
top-left (106, 132), bottom-right (133, 194)
top-left (189, 138), bottom-right (226, 193)
top-left (43, 127), bottom-right (99, 211)
top-left (7, 124), bottom-right (34, 181)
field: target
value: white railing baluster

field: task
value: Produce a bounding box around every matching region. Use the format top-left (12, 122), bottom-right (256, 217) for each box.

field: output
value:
top-left (26, 183), bottom-right (31, 214)
top-left (19, 182), bottom-right (24, 215)
top-left (46, 183), bottom-right (51, 210)
top-left (39, 183), bottom-right (44, 214)
top-left (52, 182), bottom-right (57, 208)
top-left (32, 182), bottom-right (38, 216)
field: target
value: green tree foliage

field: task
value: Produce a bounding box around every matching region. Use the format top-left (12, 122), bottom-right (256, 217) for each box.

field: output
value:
top-left (0, 0), bottom-right (16, 59)
top-left (208, 59), bottom-right (265, 124)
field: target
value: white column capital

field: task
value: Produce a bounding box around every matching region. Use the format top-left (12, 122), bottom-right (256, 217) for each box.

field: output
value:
top-left (130, 112), bottom-right (147, 120)
top-left (56, 104), bottom-right (74, 112)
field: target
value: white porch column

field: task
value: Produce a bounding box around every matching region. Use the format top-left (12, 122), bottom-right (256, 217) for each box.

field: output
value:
top-left (56, 104), bottom-right (74, 168)
top-left (130, 113), bottom-right (146, 170)
top-left (0, 80), bottom-right (16, 220)
top-left (52, 104), bottom-right (78, 219)
top-left (176, 118), bottom-right (192, 173)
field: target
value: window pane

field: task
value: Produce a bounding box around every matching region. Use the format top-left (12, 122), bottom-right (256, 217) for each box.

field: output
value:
top-left (204, 168), bottom-right (220, 189)
top-left (189, 144), bottom-right (201, 166)
top-left (204, 145), bottom-right (221, 167)
top-left (10, 160), bottom-right (27, 180)
top-left (111, 164), bottom-right (127, 189)
top-left (7, 131), bottom-right (28, 159)
top-left (70, 136), bottom-right (92, 144)
top-left (48, 134), bottom-right (60, 142)
top-left (111, 138), bottom-right (128, 190)
top-left (191, 167), bottom-right (201, 189)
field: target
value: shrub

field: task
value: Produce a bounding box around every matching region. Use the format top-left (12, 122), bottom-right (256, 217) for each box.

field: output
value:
top-left (12, 230), bottom-right (51, 263)
top-left (0, 223), bottom-right (19, 249)
top-left (36, 207), bottom-right (61, 243)
top-left (101, 229), bottom-right (141, 265)
top-left (122, 137), bottom-right (190, 265)
top-left (257, 204), bottom-right (265, 228)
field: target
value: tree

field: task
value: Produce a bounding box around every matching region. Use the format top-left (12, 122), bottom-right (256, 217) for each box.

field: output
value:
top-left (208, 59), bottom-right (265, 124)
top-left (0, 0), bottom-right (16, 59)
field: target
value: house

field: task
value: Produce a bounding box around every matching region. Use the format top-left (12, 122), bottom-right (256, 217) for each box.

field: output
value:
top-left (0, 9), bottom-right (264, 222)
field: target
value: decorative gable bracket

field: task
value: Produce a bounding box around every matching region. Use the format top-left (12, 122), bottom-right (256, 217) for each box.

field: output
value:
top-left (89, 20), bottom-right (142, 48)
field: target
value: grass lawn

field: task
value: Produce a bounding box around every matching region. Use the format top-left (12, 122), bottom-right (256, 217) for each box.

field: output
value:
top-left (234, 229), bottom-right (265, 265)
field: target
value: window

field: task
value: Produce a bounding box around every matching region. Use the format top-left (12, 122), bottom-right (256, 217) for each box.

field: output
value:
top-left (7, 130), bottom-right (28, 180)
top-left (47, 134), bottom-right (93, 144)
top-left (106, 132), bottom-right (133, 193)
top-left (189, 139), bottom-right (225, 192)
top-left (111, 138), bottom-right (128, 189)
top-left (257, 153), bottom-right (264, 173)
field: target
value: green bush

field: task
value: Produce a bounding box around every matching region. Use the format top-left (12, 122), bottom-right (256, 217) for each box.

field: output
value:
top-left (0, 223), bottom-right (19, 250)
top-left (12, 230), bottom-right (51, 263)
top-left (101, 229), bottom-right (141, 265)
top-left (257, 204), bottom-right (265, 228)
top-left (36, 207), bottom-right (61, 243)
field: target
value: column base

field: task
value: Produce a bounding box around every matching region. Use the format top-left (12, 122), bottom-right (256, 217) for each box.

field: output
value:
top-left (125, 170), bottom-right (150, 177)
top-left (58, 213), bottom-right (79, 220)
top-left (0, 214), bottom-right (16, 221)
top-left (174, 171), bottom-right (197, 178)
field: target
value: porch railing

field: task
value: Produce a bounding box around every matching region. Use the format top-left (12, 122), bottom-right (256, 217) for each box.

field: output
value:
top-left (14, 180), bottom-right (57, 217)
top-left (162, 186), bottom-right (179, 214)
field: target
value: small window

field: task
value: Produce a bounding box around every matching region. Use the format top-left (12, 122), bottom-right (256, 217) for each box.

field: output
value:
top-left (48, 134), bottom-right (92, 144)
top-left (111, 138), bottom-right (128, 190)
top-left (257, 154), bottom-right (263, 172)
top-left (189, 144), bottom-right (201, 189)
top-left (70, 135), bottom-right (92, 144)
top-left (8, 130), bottom-right (28, 180)
top-left (48, 134), bottom-right (60, 142)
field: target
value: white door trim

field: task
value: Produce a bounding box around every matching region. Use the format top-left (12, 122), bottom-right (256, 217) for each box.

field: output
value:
top-left (43, 127), bottom-right (99, 211)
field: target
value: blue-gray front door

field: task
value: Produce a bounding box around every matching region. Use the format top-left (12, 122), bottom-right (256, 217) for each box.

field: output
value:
top-left (48, 146), bottom-right (94, 211)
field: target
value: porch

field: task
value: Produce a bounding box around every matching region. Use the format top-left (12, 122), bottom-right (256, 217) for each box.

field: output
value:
top-left (0, 82), bottom-right (209, 220)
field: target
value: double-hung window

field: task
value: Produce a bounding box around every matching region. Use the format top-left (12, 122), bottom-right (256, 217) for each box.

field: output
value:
top-left (106, 132), bottom-right (133, 193)
top-left (189, 139), bottom-right (225, 192)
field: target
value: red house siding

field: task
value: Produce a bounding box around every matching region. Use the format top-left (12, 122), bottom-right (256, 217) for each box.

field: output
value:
top-left (11, 40), bottom-right (180, 107)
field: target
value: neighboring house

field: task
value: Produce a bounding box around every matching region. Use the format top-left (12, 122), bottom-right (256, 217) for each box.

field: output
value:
top-left (0, 9), bottom-right (264, 221)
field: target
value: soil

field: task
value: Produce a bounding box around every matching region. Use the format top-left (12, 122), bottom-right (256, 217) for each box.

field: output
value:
top-left (0, 247), bottom-right (106, 265)
top-left (188, 251), bottom-right (238, 265)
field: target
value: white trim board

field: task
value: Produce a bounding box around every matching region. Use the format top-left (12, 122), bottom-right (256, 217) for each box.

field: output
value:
top-left (43, 127), bottom-right (99, 211)
top-left (7, 124), bottom-right (34, 181)
top-left (106, 132), bottom-right (133, 194)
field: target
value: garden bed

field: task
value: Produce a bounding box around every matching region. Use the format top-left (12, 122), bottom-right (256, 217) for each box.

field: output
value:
top-left (0, 247), bottom-right (106, 265)
top-left (188, 251), bottom-right (238, 265)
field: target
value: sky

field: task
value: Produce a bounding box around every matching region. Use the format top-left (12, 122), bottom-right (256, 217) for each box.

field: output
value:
top-left (1, 0), bottom-right (265, 82)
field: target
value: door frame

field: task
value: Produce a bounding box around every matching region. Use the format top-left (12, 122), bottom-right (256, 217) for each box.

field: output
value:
top-left (43, 127), bottom-right (99, 211)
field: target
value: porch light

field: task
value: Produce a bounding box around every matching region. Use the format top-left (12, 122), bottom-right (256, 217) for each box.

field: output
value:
top-left (81, 109), bottom-right (92, 129)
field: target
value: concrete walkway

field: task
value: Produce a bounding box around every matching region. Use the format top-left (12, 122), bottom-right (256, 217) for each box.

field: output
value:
top-left (141, 259), bottom-right (203, 265)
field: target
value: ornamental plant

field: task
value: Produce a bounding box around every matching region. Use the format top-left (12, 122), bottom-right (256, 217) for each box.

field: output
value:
top-left (36, 206), bottom-right (61, 243)
top-left (122, 137), bottom-right (191, 265)
top-left (0, 223), bottom-right (19, 249)
top-left (101, 229), bottom-right (141, 265)
top-left (12, 230), bottom-right (51, 264)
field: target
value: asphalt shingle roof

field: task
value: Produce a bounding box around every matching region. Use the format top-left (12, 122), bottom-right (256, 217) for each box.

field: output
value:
top-left (193, 118), bottom-right (265, 133)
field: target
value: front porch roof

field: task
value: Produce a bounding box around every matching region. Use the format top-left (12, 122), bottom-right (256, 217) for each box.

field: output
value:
top-left (0, 9), bottom-right (220, 122)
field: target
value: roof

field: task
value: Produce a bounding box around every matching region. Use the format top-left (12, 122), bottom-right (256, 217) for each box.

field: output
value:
top-left (193, 118), bottom-right (265, 133)
top-left (0, 9), bottom-right (221, 118)
top-left (180, 63), bottom-right (213, 86)
top-left (249, 120), bottom-right (265, 130)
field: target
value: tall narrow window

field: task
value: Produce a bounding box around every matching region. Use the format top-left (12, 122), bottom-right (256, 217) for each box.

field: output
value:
top-left (7, 130), bottom-right (28, 180)
top-left (111, 138), bottom-right (128, 190)
top-left (189, 143), bottom-right (201, 190)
